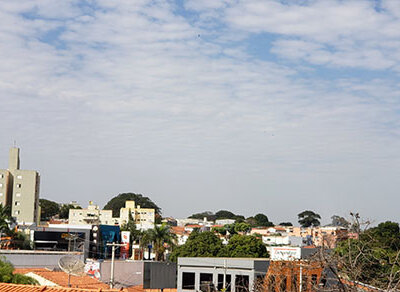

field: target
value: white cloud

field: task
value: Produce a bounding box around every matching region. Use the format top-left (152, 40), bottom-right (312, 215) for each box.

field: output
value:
top-left (0, 1), bottom-right (399, 223)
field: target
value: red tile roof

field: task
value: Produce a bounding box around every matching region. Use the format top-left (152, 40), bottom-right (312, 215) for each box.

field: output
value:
top-left (0, 283), bottom-right (126, 292)
top-left (14, 268), bottom-right (109, 289)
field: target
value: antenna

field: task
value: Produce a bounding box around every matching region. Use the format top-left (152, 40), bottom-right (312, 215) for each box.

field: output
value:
top-left (58, 256), bottom-right (85, 287)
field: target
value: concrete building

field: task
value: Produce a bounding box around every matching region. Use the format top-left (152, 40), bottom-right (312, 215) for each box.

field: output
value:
top-left (68, 202), bottom-right (113, 225)
top-left (119, 200), bottom-right (155, 230)
top-left (69, 200), bottom-right (155, 230)
top-left (0, 147), bottom-right (40, 225)
top-left (177, 257), bottom-right (269, 292)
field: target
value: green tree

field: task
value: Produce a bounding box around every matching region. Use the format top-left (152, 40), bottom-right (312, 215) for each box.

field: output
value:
top-left (188, 211), bottom-right (216, 221)
top-left (222, 234), bottom-right (268, 258)
top-left (0, 257), bottom-right (38, 284)
top-left (298, 210), bottom-right (321, 228)
top-left (279, 222), bottom-right (293, 226)
top-left (142, 224), bottom-right (176, 261)
top-left (103, 193), bottom-right (161, 217)
top-left (215, 210), bottom-right (237, 219)
top-left (39, 199), bottom-right (60, 221)
top-left (331, 215), bottom-right (350, 228)
top-left (59, 204), bottom-right (82, 219)
top-left (120, 210), bottom-right (142, 245)
top-left (254, 213), bottom-right (274, 227)
top-left (234, 222), bottom-right (251, 233)
top-left (169, 231), bottom-right (224, 262)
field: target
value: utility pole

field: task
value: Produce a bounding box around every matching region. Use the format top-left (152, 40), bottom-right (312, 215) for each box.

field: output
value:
top-left (106, 242), bottom-right (126, 289)
top-left (223, 259), bottom-right (227, 290)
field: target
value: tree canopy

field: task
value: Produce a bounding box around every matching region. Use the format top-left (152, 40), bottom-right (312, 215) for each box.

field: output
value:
top-left (39, 199), bottom-right (60, 220)
top-left (188, 210), bottom-right (245, 222)
top-left (0, 257), bottom-right (38, 284)
top-left (279, 222), bottom-right (293, 226)
top-left (298, 210), bottom-right (321, 228)
top-left (103, 193), bottom-right (161, 217)
top-left (59, 204), bottom-right (81, 219)
top-left (169, 231), bottom-right (268, 262)
top-left (222, 234), bottom-right (268, 258)
top-left (330, 215), bottom-right (350, 228)
top-left (335, 221), bottom-right (400, 289)
top-left (254, 213), bottom-right (274, 227)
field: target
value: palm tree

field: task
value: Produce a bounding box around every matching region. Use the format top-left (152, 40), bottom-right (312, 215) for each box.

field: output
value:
top-left (142, 224), bottom-right (176, 261)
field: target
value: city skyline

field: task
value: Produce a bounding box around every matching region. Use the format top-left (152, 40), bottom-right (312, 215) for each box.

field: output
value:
top-left (0, 1), bottom-right (399, 225)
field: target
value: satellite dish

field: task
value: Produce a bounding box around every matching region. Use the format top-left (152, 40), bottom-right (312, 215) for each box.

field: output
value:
top-left (58, 256), bottom-right (86, 287)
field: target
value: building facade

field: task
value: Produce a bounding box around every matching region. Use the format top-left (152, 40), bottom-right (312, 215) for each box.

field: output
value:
top-left (0, 148), bottom-right (40, 225)
top-left (69, 200), bottom-right (155, 230)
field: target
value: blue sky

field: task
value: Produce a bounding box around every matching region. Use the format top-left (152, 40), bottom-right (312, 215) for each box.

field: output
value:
top-left (0, 0), bottom-right (399, 225)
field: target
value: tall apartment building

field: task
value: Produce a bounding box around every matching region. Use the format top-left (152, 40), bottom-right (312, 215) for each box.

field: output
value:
top-left (0, 148), bottom-right (40, 225)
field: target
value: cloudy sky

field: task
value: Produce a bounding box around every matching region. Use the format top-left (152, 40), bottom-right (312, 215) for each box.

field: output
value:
top-left (1, 0), bottom-right (399, 225)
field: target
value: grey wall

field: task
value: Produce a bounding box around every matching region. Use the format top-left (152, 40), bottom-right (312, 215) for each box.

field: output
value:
top-left (100, 260), bottom-right (144, 288)
top-left (0, 250), bottom-right (84, 268)
top-left (99, 260), bottom-right (177, 289)
top-left (144, 261), bottom-right (177, 289)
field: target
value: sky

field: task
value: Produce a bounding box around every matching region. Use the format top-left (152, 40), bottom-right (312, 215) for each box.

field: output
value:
top-left (0, 0), bottom-right (399, 225)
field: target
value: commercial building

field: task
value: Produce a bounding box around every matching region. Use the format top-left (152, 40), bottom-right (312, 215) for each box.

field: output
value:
top-left (0, 147), bottom-right (40, 225)
top-left (177, 257), bottom-right (269, 292)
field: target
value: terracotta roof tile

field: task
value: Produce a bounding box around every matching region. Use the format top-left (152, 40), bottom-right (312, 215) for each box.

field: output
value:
top-left (0, 282), bottom-right (126, 292)
top-left (14, 268), bottom-right (109, 289)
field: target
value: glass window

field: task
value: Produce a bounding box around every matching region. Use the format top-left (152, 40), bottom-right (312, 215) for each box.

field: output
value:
top-left (0, 183), bottom-right (3, 188)
top-left (235, 275), bottom-right (249, 292)
top-left (0, 193), bottom-right (3, 197)
top-left (16, 184), bottom-right (21, 188)
top-left (15, 201), bottom-right (20, 206)
top-left (17, 175), bottom-right (22, 179)
top-left (14, 210), bottom-right (20, 215)
top-left (0, 174), bottom-right (3, 178)
top-left (200, 273), bottom-right (213, 292)
top-left (16, 193), bottom-right (21, 197)
top-left (182, 272), bottom-right (195, 290)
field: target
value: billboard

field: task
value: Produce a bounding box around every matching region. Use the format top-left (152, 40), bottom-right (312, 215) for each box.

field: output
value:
top-left (268, 247), bottom-right (301, 260)
top-left (120, 231), bottom-right (130, 259)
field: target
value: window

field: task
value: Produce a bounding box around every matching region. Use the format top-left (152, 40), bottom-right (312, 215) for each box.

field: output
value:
top-left (311, 274), bottom-right (318, 288)
top-left (182, 272), bottom-right (195, 290)
top-left (200, 273), bottom-right (213, 292)
top-left (16, 193), bottom-right (21, 197)
top-left (14, 210), bottom-right (20, 215)
top-left (0, 193), bottom-right (3, 197)
top-left (235, 275), bottom-right (249, 292)
top-left (17, 175), bottom-right (22, 179)
top-left (16, 183), bottom-right (21, 188)
top-left (0, 183), bottom-right (2, 188)
top-left (0, 174), bottom-right (3, 178)
top-left (15, 201), bottom-right (20, 206)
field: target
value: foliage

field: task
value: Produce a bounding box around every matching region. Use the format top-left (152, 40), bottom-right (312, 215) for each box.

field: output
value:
top-left (298, 210), bottom-right (321, 228)
top-left (215, 210), bottom-right (237, 219)
top-left (103, 193), bottom-right (161, 217)
top-left (279, 222), bottom-right (293, 226)
top-left (142, 224), bottom-right (176, 261)
top-left (188, 210), bottom-right (245, 222)
top-left (212, 226), bottom-right (227, 236)
top-left (10, 231), bottom-right (33, 250)
top-left (169, 231), bottom-right (224, 262)
top-left (0, 257), bottom-right (38, 284)
top-left (39, 199), bottom-right (60, 220)
top-left (120, 210), bottom-right (142, 244)
top-left (188, 211), bottom-right (216, 221)
top-left (330, 215), bottom-right (350, 228)
top-left (254, 213), bottom-right (274, 227)
top-left (170, 231), bottom-right (268, 262)
top-left (59, 204), bottom-right (82, 219)
top-left (0, 204), bottom-right (14, 235)
top-left (332, 220), bottom-right (400, 290)
top-left (223, 234), bottom-right (269, 258)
